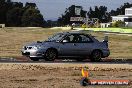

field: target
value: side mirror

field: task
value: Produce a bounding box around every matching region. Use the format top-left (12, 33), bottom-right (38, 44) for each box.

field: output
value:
top-left (62, 40), bottom-right (68, 43)
top-left (103, 36), bottom-right (108, 42)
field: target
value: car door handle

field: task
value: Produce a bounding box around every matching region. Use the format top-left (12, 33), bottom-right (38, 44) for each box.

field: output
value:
top-left (73, 43), bottom-right (76, 46)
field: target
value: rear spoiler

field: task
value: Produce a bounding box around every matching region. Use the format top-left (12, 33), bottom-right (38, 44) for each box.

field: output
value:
top-left (103, 36), bottom-right (108, 47)
top-left (103, 36), bottom-right (108, 42)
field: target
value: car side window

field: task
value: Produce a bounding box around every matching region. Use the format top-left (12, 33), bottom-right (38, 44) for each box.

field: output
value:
top-left (63, 34), bottom-right (93, 43)
top-left (64, 35), bottom-right (74, 43)
top-left (72, 34), bottom-right (82, 43)
top-left (79, 35), bottom-right (93, 43)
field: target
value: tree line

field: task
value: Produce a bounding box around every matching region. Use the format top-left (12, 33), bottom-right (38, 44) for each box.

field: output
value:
top-left (0, 0), bottom-right (45, 27)
top-left (0, 1), bottom-right (132, 27)
top-left (58, 2), bottom-right (132, 26)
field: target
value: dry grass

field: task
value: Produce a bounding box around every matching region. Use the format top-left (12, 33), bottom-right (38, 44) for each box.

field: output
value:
top-left (0, 27), bottom-right (132, 58)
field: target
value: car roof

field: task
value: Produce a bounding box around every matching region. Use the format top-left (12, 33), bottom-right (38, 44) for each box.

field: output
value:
top-left (62, 31), bottom-right (90, 35)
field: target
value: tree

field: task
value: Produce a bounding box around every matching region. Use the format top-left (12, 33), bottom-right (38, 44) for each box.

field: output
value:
top-left (6, 7), bottom-right (23, 26)
top-left (0, 0), bottom-right (13, 24)
top-left (25, 2), bottom-right (37, 9)
top-left (21, 2), bottom-right (45, 27)
top-left (87, 6), bottom-right (110, 23)
top-left (110, 2), bottom-right (132, 16)
top-left (21, 8), bottom-right (44, 27)
top-left (45, 20), bottom-right (58, 27)
top-left (0, 0), bottom-right (45, 27)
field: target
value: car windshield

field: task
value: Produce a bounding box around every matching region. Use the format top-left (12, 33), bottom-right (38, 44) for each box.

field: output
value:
top-left (46, 33), bottom-right (65, 42)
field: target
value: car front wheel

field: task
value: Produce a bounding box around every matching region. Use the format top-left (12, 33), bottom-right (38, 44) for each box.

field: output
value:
top-left (90, 50), bottom-right (102, 62)
top-left (44, 49), bottom-right (57, 61)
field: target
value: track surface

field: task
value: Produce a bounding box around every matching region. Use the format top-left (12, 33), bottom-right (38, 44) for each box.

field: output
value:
top-left (0, 56), bottom-right (132, 64)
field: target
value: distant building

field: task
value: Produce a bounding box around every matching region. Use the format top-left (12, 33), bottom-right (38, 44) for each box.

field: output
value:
top-left (100, 23), bottom-right (111, 28)
top-left (112, 7), bottom-right (132, 27)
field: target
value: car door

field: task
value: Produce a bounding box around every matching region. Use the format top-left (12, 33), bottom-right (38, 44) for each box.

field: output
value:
top-left (58, 34), bottom-right (80, 56)
top-left (75, 34), bottom-right (94, 56)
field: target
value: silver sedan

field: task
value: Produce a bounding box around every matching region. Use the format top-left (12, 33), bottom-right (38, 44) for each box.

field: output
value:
top-left (22, 32), bottom-right (110, 61)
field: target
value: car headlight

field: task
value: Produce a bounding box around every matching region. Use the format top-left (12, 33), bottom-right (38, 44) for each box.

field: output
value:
top-left (33, 46), bottom-right (41, 50)
top-left (33, 46), bottom-right (38, 50)
top-left (22, 46), bottom-right (25, 49)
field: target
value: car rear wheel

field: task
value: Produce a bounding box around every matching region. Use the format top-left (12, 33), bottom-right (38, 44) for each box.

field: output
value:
top-left (90, 50), bottom-right (102, 62)
top-left (44, 49), bottom-right (57, 61)
top-left (30, 57), bottom-right (39, 61)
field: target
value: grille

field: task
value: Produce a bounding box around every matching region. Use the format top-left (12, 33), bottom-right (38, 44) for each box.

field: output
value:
top-left (22, 52), bottom-right (30, 56)
top-left (24, 46), bottom-right (27, 50)
top-left (24, 46), bottom-right (32, 50)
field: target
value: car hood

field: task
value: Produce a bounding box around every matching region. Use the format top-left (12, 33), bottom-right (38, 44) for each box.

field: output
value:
top-left (25, 41), bottom-right (49, 47)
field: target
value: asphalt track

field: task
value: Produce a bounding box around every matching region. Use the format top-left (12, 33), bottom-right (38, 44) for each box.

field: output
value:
top-left (0, 57), bottom-right (132, 64)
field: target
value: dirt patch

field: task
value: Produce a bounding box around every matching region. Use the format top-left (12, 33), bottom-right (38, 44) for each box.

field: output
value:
top-left (0, 63), bottom-right (131, 88)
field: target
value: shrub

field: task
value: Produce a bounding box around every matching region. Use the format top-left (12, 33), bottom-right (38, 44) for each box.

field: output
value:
top-left (112, 21), bottom-right (125, 27)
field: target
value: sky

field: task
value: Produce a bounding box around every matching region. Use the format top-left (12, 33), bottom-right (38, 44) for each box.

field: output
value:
top-left (13, 0), bottom-right (132, 20)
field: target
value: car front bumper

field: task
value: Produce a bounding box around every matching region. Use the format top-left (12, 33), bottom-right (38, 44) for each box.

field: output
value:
top-left (21, 49), bottom-right (44, 58)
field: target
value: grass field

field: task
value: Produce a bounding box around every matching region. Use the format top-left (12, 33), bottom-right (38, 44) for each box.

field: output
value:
top-left (0, 27), bottom-right (132, 58)
top-left (83, 28), bottom-right (132, 34)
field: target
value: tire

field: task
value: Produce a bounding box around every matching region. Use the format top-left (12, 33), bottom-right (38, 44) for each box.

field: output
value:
top-left (44, 49), bottom-right (57, 61)
top-left (30, 57), bottom-right (39, 61)
top-left (90, 50), bottom-right (102, 62)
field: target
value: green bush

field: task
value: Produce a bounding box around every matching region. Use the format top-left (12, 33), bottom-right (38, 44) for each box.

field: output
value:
top-left (112, 21), bottom-right (125, 27)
